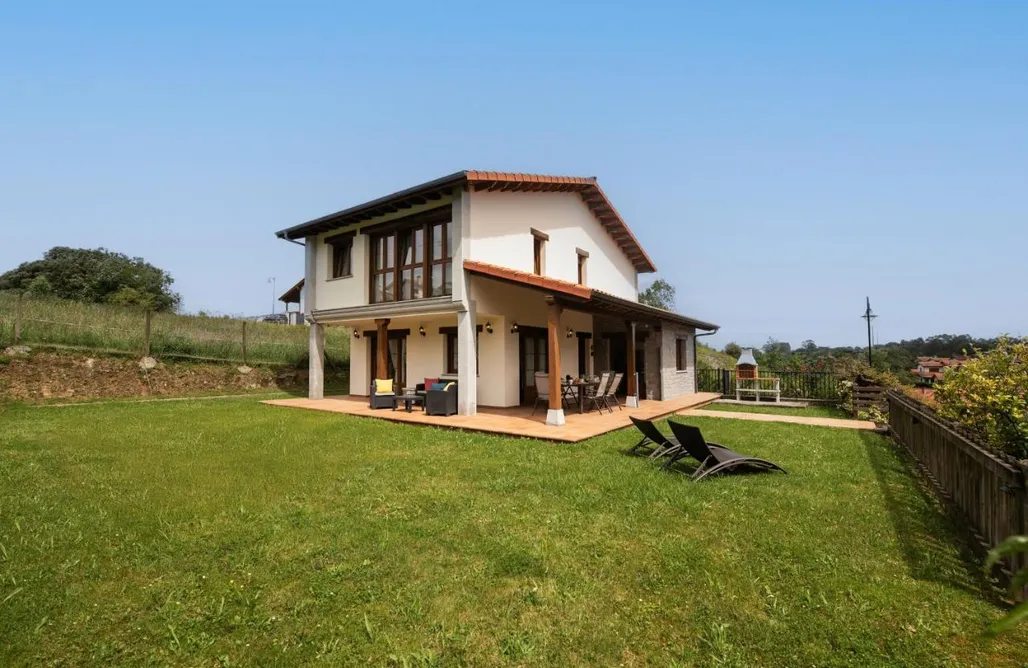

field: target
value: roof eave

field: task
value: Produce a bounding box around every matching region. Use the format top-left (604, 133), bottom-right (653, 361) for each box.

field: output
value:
top-left (274, 170), bottom-right (659, 273)
top-left (274, 170), bottom-right (468, 240)
top-left (589, 291), bottom-right (719, 331)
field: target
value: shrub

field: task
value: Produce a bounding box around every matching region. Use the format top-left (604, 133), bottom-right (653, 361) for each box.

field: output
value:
top-left (934, 338), bottom-right (1028, 459)
top-left (835, 359), bottom-right (902, 414)
top-left (985, 535), bottom-right (1028, 635)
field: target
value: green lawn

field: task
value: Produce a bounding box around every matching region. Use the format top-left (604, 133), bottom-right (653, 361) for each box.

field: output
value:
top-left (1, 398), bottom-right (1024, 667)
top-left (703, 401), bottom-right (851, 420)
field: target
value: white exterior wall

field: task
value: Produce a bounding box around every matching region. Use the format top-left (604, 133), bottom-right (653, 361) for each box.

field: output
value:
top-left (350, 333), bottom-right (369, 394)
top-left (348, 315), bottom-right (452, 396)
top-left (468, 190), bottom-right (639, 301)
top-left (346, 313), bottom-right (509, 406)
top-left (308, 198), bottom-right (453, 312)
top-left (472, 276), bottom-right (592, 407)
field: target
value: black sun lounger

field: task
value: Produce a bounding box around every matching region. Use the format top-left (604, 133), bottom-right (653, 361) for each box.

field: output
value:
top-left (628, 416), bottom-right (732, 462)
top-left (666, 421), bottom-right (787, 481)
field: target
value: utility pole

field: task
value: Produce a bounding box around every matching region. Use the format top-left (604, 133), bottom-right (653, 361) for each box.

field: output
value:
top-left (268, 277), bottom-right (276, 315)
top-left (861, 297), bottom-right (877, 367)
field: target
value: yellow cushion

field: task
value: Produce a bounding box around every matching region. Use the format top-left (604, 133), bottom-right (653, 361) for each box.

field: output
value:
top-left (375, 378), bottom-right (394, 394)
top-left (443, 382), bottom-right (455, 391)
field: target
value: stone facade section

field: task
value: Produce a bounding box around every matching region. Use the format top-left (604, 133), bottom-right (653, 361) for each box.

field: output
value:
top-left (643, 334), bottom-right (662, 400)
top-left (660, 325), bottom-right (696, 400)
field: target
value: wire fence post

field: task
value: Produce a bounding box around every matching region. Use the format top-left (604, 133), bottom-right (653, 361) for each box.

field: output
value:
top-left (14, 291), bottom-right (23, 344)
top-left (143, 310), bottom-right (152, 357)
top-left (241, 321), bottom-right (248, 365)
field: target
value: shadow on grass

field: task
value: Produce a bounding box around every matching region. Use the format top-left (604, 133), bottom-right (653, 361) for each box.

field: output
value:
top-left (859, 430), bottom-right (991, 597)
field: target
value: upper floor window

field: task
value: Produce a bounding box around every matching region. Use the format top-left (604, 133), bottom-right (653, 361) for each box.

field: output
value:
top-left (328, 233), bottom-right (353, 279)
top-left (576, 248), bottom-right (589, 285)
top-left (370, 209), bottom-right (452, 303)
top-left (531, 228), bottom-right (548, 275)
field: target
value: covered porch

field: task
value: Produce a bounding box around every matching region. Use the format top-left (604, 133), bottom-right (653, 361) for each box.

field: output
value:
top-left (264, 391), bottom-right (719, 443)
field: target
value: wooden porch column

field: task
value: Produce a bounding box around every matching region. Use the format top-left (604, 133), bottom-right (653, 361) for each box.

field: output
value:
top-left (375, 318), bottom-right (390, 380)
top-left (626, 320), bottom-right (639, 408)
top-left (546, 298), bottom-right (565, 426)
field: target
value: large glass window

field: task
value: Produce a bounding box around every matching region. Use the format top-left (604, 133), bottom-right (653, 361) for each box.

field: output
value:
top-left (370, 212), bottom-right (452, 303)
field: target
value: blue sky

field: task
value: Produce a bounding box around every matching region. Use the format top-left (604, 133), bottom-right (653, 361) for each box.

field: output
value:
top-left (1, 1), bottom-right (1025, 348)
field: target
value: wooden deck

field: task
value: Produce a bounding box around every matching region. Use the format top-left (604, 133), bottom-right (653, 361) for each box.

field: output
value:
top-left (263, 392), bottom-right (720, 443)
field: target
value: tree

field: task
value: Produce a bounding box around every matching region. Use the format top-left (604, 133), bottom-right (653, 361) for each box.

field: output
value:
top-left (0, 247), bottom-right (180, 312)
top-left (757, 337), bottom-right (792, 370)
top-left (638, 278), bottom-right (675, 310)
top-left (723, 342), bottom-right (742, 359)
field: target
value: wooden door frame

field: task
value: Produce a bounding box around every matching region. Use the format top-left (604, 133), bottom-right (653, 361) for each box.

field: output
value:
top-left (368, 331), bottom-right (409, 389)
top-left (517, 326), bottom-right (548, 405)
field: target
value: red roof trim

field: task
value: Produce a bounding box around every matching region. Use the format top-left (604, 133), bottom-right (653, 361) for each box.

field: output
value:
top-left (462, 260), bottom-right (593, 299)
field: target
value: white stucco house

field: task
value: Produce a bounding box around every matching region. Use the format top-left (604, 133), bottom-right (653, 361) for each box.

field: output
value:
top-left (275, 170), bottom-right (718, 426)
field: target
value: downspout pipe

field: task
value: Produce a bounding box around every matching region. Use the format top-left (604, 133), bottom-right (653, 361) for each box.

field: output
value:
top-left (694, 328), bottom-right (720, 393)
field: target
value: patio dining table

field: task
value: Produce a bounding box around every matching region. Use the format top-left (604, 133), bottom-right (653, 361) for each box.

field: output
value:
top-left (561, 379), bottom-right (601, 414)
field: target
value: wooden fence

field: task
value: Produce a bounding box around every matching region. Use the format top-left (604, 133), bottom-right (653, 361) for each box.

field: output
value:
top-left (697, 368), bottom-right (839, 402)
top-left (887, 390), bottom-right (1028, 597)
top-left (852, 384), bottom-right (887, 414)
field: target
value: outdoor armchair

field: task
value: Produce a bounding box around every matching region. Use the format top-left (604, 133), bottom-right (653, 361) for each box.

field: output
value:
top-left (425, 383), bottom-right (458, 416)
top-left (369, 381), bottom-right (396, 410)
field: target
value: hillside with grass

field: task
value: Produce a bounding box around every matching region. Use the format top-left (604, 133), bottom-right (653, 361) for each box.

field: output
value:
top-left (0, 291), bottom-right (349, 366)
top-left (697, 342), bottom-right (735, 369)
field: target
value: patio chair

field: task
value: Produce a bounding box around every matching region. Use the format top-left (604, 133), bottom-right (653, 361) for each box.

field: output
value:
top-left (584, 372), bottom-right (611, 414)
top-left (602, 372), bottom-right (624, 412)
top-left (666, 421), bottom-right (787, 481)
top-left (532, 372), bottom-right (550, 415)
top-left (369, 379), bottom-right (396, 410)
top-left (562, 375), bottom-right (580, 408)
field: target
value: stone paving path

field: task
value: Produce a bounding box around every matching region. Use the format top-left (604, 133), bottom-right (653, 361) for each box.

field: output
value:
top-left (681, 408), bottom-right (877, 430)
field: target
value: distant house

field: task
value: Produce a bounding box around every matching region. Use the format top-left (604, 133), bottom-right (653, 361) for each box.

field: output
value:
top-left (912, 356), bottom-right (966, 385)
top-left (278, 279), bottom-right (305, 326)
top-left (274, 170), bottom-right (719, 424)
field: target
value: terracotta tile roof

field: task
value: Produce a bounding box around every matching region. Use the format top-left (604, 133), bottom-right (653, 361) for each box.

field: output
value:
top-left (276, 170), bottom-right (657, 273)
top-left (463, 259), bottom-right (719, 331)
top-left (463, 259), bottom-right (592, 299)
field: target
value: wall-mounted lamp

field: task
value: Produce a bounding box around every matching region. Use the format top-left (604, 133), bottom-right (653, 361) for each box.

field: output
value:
top-left (353, 329), bottom-right (361, 339)
top-left (510, 321), bottom-right (519, 334)
top-left (566, 327), bottom-right (574, 339)
top-left (418, 325), bottom-right (426, 337)
top-left (485, 321), bottom-right (494, 334)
